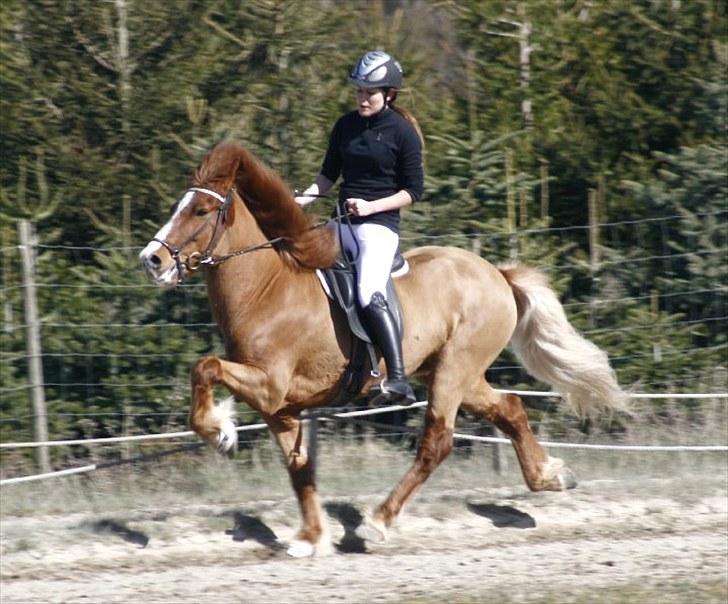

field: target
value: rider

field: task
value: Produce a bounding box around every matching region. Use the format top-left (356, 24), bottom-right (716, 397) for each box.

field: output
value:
top-left (295, 50), bottom-right (424, 406)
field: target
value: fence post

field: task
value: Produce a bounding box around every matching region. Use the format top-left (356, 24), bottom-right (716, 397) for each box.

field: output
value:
top-left (506, 151), bottom-right (518, 260)
top-left (492, 427), bottom-right (505, 476)
top-left (588, 188), bottom-right (601, 327)
top-left (471, 236), bottom-right (481, 258)
top-left (588, 188), bottom-right (600, 271)
top-left (539, 159), bottom-right (549, 220)
top-left (18, 220), bottom-right (50, 473)
top-left (306, 413), bottom-right (319, 479)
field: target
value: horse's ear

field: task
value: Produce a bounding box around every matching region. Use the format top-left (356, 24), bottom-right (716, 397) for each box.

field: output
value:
top-left (222, 187), bottom-right (236, 224)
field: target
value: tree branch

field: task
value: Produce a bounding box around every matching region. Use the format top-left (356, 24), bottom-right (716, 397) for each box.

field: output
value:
top-left (68, 19), bottom-right (116, 73)
top-left (203, 15), bottom-right (248, 48)
top-left (495, 18), bottom-right (522, 28)
top-left (484, 30), bottom-right (519, 39)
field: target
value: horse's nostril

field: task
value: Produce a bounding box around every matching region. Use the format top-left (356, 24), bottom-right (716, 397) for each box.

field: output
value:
top-left (149, 254), bottom-right (162, 268)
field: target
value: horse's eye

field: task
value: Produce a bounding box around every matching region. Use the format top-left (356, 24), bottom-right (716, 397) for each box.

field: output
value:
top-left (195, 208), bottom-right (209, 217)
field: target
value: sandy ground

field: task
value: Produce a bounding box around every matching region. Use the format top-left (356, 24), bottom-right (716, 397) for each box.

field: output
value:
top-left (1, 474), bottom-right (727, 604)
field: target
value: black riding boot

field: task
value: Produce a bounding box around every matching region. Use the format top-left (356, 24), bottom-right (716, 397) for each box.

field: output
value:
top-left (362, 292), bottom-right (416, 406)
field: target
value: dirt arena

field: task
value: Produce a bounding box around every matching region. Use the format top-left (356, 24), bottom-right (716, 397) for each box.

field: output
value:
top-left (2, 458), bottom-right (726, 604)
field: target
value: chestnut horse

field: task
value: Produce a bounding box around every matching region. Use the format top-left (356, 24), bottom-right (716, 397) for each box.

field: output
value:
top-left (139, 141), bottom-right (627, 557)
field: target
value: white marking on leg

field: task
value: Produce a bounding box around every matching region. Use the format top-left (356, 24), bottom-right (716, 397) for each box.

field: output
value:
top-left (287, 540), bottom-right (315, 558)
top-left (355, 512), bottom-right (388, 543)
top-left (211, 396), bottom-right (238, 453)
top-left (314, 531), bottom-right (334, 557)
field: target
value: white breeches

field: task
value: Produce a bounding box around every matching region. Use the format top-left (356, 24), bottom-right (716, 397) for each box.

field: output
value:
top-left (337, 222), bottom-right (399, 308)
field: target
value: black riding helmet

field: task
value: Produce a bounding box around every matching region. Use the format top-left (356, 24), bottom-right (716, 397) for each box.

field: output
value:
top-left (349, 50), bottom-right (403, 90)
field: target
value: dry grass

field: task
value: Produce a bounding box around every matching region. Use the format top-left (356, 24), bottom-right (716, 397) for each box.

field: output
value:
top-left (1, 413), bottom-right (726, 519)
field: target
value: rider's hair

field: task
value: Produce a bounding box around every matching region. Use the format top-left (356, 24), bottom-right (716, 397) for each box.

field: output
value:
top-left (386, 90), bottom-right (425, 149)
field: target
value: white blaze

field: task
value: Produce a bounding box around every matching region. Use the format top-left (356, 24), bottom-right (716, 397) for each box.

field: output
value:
top-left (139, 191), bottom-right (196, 261)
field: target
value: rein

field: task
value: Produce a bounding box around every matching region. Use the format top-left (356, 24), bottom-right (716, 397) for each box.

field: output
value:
top-left (154, 186), bottom-right (351, 280)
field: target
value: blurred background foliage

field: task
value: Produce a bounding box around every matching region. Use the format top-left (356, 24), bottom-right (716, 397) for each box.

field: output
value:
top-left (0, 0), bottom-right (725, 459)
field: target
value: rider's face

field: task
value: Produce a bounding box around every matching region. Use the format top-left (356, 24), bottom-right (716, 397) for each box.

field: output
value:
top-left (355, 87), bottom-right (387, 117)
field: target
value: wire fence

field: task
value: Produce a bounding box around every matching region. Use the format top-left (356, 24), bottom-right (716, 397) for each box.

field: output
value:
top-left (1, 213), bottom-right (726, 487)
top-left (2, 391), bottom-right (726, 487)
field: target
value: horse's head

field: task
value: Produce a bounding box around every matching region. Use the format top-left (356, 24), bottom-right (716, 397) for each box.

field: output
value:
top-left (139, 185), bottom-right (236, 286)
top-left (140, 141), bottom-right (338, 287)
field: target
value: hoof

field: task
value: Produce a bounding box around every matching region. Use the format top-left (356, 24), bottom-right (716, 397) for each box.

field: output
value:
top-left (355, 514), bottom-right (388, 544)
top-left (286, 539), bottom-right (315, 558)
top-left (540, 456), bottom-right (578, 491)
top-left (286, 531), bottom-right (332, 558)
top-left (216, 419), bottom-right (238, 454)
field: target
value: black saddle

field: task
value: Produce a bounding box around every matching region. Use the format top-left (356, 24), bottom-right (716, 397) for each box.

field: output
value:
top-left (320, 252), bottom-right (407, 403)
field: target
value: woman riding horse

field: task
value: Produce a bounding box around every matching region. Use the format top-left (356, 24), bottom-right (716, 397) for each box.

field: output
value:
top-left (296, 50), bottom-right (423, 406)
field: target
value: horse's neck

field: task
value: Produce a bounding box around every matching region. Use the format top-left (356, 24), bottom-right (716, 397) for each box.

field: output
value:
top-left (206, 246), bottom-right (282, 317)
top-left (204, 204), bottom-right (305, 321)
top-left (204, 200), bottom-right (324, 359)
top-left (207, 255), bottom-right (319, 360)
top-left (206, 205), bottom-right (279, 306)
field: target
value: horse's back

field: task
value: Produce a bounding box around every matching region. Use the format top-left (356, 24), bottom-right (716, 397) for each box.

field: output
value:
top-left (397, 246), bottom-right (518, 368)
top-left (403, 245), bottom-right (514, 303)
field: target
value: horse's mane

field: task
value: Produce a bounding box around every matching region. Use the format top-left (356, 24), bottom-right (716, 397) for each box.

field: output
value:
top-left (193, 141), bottom-right (338, 271)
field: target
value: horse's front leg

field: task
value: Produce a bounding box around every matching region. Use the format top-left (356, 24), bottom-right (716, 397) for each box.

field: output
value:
top-left (189, 356), bottom-right (278, 453)
top-left (266, 412), bottom-right (331, 558)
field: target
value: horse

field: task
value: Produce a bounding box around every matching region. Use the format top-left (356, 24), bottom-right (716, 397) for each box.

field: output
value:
top-left (139, 140), bottom-right (627, 557)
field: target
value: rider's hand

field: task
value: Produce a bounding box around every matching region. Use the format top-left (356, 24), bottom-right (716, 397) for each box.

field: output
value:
top-left (295, 194), bottom-right (316, 206)
top-left (295, 184), bottom-right (320, 207)
top-left (346, 198), bottom-right (376, 217)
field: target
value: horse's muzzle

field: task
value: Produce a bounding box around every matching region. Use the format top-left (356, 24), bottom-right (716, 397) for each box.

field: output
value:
top-left (139, 241), bottom-right (182, 287)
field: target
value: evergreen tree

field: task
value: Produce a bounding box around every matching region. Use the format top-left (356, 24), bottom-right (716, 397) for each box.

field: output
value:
top-left (1, 0), bottom-right (725, 455)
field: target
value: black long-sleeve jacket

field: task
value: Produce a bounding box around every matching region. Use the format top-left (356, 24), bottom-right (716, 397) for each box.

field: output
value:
top-left (321, 107), bottom-right (424, 234)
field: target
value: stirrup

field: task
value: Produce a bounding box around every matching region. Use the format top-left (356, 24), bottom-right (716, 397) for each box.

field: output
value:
top-left (368, 378), bottom-right (417, 407)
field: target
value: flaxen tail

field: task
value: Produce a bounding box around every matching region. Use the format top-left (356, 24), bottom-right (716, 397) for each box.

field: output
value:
top-left (499, 264), bottom-right (629, 418)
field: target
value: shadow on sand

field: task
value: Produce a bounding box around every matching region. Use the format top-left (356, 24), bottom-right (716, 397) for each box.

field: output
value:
top-left (324, 501), bottom-right (368, 554)
top-left (89, 519), bottom-right (150, 548)
top-left (466, 502), bottom-right (536, 529)
top-left (225, 512), bottom-right (285, 552)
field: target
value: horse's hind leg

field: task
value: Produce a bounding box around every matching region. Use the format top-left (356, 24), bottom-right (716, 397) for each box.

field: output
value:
top-left (461, 378), bottom-right (576, 491)
top-left (356, 383), bottom-right (461, 543)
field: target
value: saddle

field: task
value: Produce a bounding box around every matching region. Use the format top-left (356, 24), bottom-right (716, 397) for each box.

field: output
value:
top-left (317, 252), bottom-right (408, 404)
